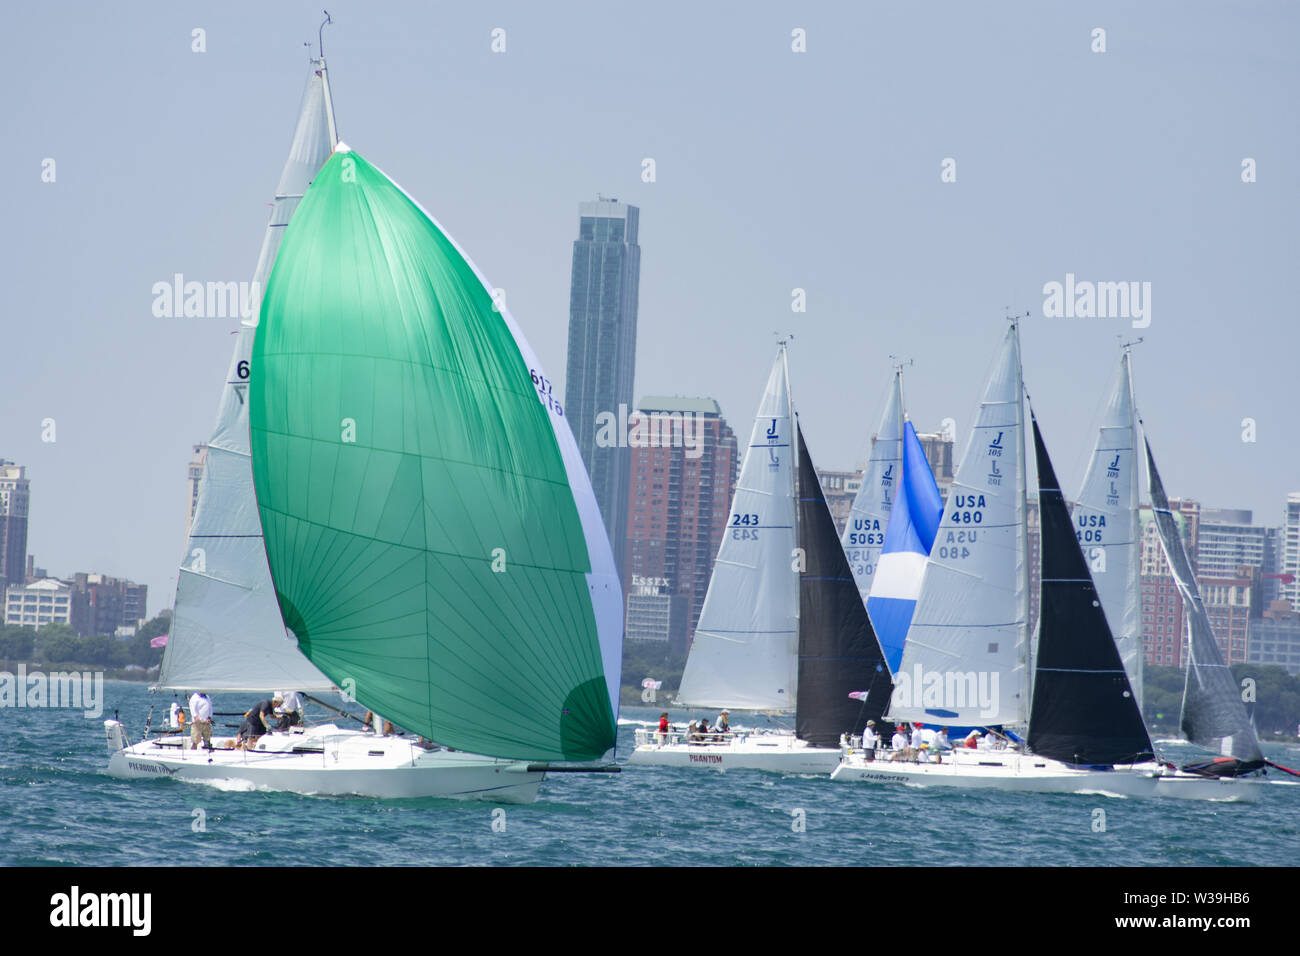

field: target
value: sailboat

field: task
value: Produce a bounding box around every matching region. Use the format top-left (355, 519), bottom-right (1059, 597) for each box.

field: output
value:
top-left (629, 346), bottom-right (892, 772)
top-left (832, 333), bottom-right (1278, 799)
top-left (106, 42), bottom-right (621, 803)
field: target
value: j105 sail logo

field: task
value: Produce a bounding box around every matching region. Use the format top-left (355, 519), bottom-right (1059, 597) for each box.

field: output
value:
top-left (766, 418), bottom-right (781, 470)
top-left (152, 274), bottom-right (261, 319)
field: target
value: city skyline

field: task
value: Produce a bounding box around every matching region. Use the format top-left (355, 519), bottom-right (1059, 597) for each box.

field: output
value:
top-left (3, 3), bottom-right (1298, 615)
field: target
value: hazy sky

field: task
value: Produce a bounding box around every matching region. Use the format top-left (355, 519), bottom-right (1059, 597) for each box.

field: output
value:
top-left (3, 2), bottom-right (1297, 616)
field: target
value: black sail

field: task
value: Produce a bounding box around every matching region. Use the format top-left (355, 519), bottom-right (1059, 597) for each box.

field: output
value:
top-left (1028, 413), bottom-right (1154, 765)
top-left (794, 422), bottom-right (893, 745)
top-left (1144, 439), bottom-right (1263, 765)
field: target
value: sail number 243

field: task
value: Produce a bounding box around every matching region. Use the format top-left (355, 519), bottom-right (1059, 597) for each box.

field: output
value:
top-left (731, 513), bottom-right (759, 540)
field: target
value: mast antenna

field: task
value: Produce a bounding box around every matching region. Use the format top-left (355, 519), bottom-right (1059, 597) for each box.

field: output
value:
top-left (319, 10), bottom-right (333, 60)
top-left (774, 331), bottom-right (794, 348)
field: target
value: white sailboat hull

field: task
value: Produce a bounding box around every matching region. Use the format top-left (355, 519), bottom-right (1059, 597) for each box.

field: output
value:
top-left (105, 722), bottom-right (544, 803)
top-left (628, 728), bottom-right (841, 774)
top-left (830, 747), bottom-right (1262, 802)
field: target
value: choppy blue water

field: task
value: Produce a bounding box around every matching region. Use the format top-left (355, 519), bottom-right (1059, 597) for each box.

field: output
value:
top-left (2, 682), bottom-right (1298, 866)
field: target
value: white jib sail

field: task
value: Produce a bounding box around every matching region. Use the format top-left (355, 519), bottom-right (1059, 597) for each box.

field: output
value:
top-left (841, 367), bottom-right (903, 603)
top-left (160, 62), bottom-right (339, 692)
top-left (889, 323), bottom-right (1029, 726)
top-left (676, 347), bottom-right (799, 710)
top-left (1072, 349), bottom-right (1142, 712)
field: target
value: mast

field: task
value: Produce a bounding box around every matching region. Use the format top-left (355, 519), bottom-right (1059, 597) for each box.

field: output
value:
top-left (1120, 341), bottom-right (1143, 710)
top-left (1011, 313), bottom-right (1030, 726)
top-left (317, 11), bottom-right (340, 148)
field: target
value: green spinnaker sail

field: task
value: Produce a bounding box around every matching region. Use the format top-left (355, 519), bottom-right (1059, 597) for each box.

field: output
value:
top-left (250, 147), bottom-right (617, 762)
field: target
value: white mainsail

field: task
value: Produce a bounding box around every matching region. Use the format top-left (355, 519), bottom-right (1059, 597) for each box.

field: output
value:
top-left (841, 367), bottom-right (903, 603)
top-left (159, 61), bottom-right (339, 692)
top-left (675, 347), bottom-right (799, 710)
top-left (1072, 349), bottom-right (1142, 711)
top-left (889, 322), bottom-right (1029, 725)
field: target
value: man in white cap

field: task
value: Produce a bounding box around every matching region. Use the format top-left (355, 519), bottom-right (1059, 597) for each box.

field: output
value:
top-left (861, 719), bottom-right (878, 760)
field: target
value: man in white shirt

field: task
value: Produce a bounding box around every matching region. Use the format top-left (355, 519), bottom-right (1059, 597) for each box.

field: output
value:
top-left (276, 690), bottom-right (304, 729)
top-left (911, 722), bottom-right (928, 762)
top-left (890, 724), bottom-right (911, 761)
top-left (189, 691), bottom-right (213, 750)
top-left (862, 720), bottom-right (878, 753)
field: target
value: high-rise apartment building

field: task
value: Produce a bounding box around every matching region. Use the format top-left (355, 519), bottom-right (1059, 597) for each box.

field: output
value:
top-left (1281, 493), bottom-right (1300, 610)
top-left (565, 198), bottom-right (641, 576)
top-left (623, 397), bottom-right (736, 654)
top-left (0, 460), bottom-right (31, 591)
top-left (815, 468), bottom-right (861, 534)
top-left (1139, 500), bottom-right (1200, 668)
top-left (68, 573), bottom-right (148, 637)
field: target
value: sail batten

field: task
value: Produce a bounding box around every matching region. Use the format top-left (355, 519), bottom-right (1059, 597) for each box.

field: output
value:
top-left (249, 147), bottom-right (618, 762)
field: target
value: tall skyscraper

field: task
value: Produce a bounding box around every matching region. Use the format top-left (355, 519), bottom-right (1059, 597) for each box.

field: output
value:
top-left (624, 397), bottom-right (736, 654)
top-left (565, 198), bottom-right (641, 575)
top-left (0, 460), bottom-right (31, 591)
